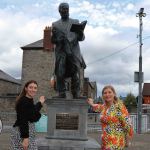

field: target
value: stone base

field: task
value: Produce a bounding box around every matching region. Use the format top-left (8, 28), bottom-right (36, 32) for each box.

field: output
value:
top-left (46, 98), bottom-right (88, 140)
top-left (42, 98), bottom-right (101, 149)
top-left (37, 137), bottom-right (100, 150)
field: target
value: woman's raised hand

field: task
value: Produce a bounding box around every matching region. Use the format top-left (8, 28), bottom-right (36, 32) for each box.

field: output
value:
top-left (87, 98), bottom-right (94, 106)
top-left (39, 96), bottom-right (45, 105)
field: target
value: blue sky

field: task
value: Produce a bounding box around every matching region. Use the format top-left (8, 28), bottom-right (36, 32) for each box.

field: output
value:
top-left (0, 0), bottom-right (150, 97)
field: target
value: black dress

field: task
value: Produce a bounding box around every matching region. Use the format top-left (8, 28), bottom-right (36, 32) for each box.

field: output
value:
top-left (10, 96), bottom-right (42, 150)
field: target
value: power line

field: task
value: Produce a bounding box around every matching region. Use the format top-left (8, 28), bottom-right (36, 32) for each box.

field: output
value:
top-left (87, 36), bottom-right (150, 66)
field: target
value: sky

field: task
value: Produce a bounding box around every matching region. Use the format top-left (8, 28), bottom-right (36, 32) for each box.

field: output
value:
top-left (0, 0), bottom-right (150, 97)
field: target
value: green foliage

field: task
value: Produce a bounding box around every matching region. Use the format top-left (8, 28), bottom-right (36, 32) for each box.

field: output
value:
top-left (124, 93), bottom-right (137, 108)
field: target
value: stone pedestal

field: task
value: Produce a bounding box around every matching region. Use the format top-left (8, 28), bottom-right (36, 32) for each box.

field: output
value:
top-left (37, 137), bottom-right (100, 150)
top-left (46, 98), bottom-right (88, 140)
top-left (37, 98), bottom-right (100, 150)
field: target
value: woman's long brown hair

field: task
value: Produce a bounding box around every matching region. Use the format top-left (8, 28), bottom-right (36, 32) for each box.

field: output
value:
top-left (15, 80), bottom-right (38, 110)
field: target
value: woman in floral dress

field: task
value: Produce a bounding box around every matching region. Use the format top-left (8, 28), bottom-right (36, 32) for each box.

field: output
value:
top-left (87, 85), bottom-right (133, 150)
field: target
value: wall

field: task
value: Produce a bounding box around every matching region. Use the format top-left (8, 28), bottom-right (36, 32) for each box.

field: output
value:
top-left (0, 96), bottom-right (16, 125)
top-left (0, 80), bottom-right (20, 96)
top-left (21, 49), bottom-right (55, 99)
top-left (0, 96), bottom-right (16, 112)
top-left (83, 81), bottom-right (97, 99)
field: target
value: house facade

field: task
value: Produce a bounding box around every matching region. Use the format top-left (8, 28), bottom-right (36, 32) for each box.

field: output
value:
top-left (142, 83), bottom-right (150, 104)
top-left (83, 77), bottom-right (97, 99)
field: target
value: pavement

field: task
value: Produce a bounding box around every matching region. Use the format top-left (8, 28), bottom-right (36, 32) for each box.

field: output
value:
top-left (0, 127), bottom-right (150, 150)
top-left (88, 131), bottom-right (150, 150)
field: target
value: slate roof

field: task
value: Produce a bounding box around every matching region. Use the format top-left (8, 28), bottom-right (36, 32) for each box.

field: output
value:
top-left (142, 83), bottom-right (150, 96)
top-left (21, 39), bottom-right (43, 50)
top-left (0, 70), bottom-right (21, 84)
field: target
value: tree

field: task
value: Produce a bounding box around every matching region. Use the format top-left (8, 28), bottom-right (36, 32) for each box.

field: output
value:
top-left (124, 93), bottom-right (137, 112)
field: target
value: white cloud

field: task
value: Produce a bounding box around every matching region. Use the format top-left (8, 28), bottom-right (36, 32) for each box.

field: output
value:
top-left (119, 16), bottom-right (138, 28)
top-left (126, 3), bottom-right (135, 10)
top-left (112, 2), bottom-right (120, 8)
top-left (0, 9), bottom-right (52, 78)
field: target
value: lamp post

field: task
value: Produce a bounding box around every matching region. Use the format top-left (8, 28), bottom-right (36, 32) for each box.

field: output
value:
top-left (136, 8), bottom-right (146, 134)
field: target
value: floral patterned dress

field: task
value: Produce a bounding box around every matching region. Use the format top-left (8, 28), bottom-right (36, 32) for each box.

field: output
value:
top-left (93, 100), bottom-right (133, 150)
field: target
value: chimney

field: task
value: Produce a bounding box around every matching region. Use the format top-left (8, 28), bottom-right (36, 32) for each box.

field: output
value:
top-left (43, 26), bottom-right (54, 51)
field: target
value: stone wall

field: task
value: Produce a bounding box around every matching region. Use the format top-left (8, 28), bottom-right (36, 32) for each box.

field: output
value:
top-left (83, 79), bottom-right (97, 99)
top-left (21, 49), bottom-right (56, 99)
top-left (0, 80), bottom-right (20, 95)
top-left (0, 96), bottom-right (16, 112)
top-left (0, 112), bottom-right (16, 125)
top-left (0, 96), bottom-right (16, 125)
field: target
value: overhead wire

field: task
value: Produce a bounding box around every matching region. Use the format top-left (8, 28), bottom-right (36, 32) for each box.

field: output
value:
top-left (87, 36), bottom-right (150, 66)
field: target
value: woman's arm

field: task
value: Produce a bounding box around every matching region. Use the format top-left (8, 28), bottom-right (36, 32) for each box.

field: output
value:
top-left (28, 96), bottom-right (45, 122)
top-left (22, 138), bottom-right (29, 150)
top-left (87, 98), bottom-right (104, 113)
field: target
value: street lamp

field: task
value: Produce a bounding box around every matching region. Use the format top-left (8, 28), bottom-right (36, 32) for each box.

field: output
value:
top-left (136, 8), bottom-right (146, 134)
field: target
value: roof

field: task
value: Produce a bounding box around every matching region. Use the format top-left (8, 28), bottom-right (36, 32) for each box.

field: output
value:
top-left (21, 39), bottom-right (43, 50)
top-left (89, 81), bottom-right (97, 89)
top-left (142, 83), bottom-right (150, 96)
top-left (0, 70), bottom-right (21, 84)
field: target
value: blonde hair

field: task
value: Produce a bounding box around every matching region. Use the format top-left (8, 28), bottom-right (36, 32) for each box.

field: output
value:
top-left (102, 85), bottom-right (118, 103)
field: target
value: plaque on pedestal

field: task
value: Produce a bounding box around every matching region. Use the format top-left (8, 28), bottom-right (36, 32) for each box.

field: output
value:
top-left (56, 113), bottom-right (79, 130)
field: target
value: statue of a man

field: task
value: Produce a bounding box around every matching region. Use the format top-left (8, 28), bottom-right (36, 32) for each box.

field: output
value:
top-left (51, 2), bottom-right (86, 98)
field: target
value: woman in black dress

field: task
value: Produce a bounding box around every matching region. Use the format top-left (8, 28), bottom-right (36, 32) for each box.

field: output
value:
top-left (10, 80), bottom-right (45, 150)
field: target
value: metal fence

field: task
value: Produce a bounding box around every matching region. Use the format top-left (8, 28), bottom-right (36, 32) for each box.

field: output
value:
top-left (87, 113), bottom-right (150, 133)
top-left (0, 112), bottom-right (149, 133)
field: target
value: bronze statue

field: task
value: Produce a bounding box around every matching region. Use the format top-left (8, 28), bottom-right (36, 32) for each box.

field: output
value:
top-left (51, 2), bottom-right (86, 98)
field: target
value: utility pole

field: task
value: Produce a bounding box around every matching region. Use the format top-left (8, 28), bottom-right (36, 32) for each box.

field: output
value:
top-left (136, 8), bottom-right (146, 134)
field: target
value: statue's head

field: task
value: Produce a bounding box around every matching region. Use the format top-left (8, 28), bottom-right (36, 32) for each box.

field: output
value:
top-left (58, 3), bottom-right (69, 20)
